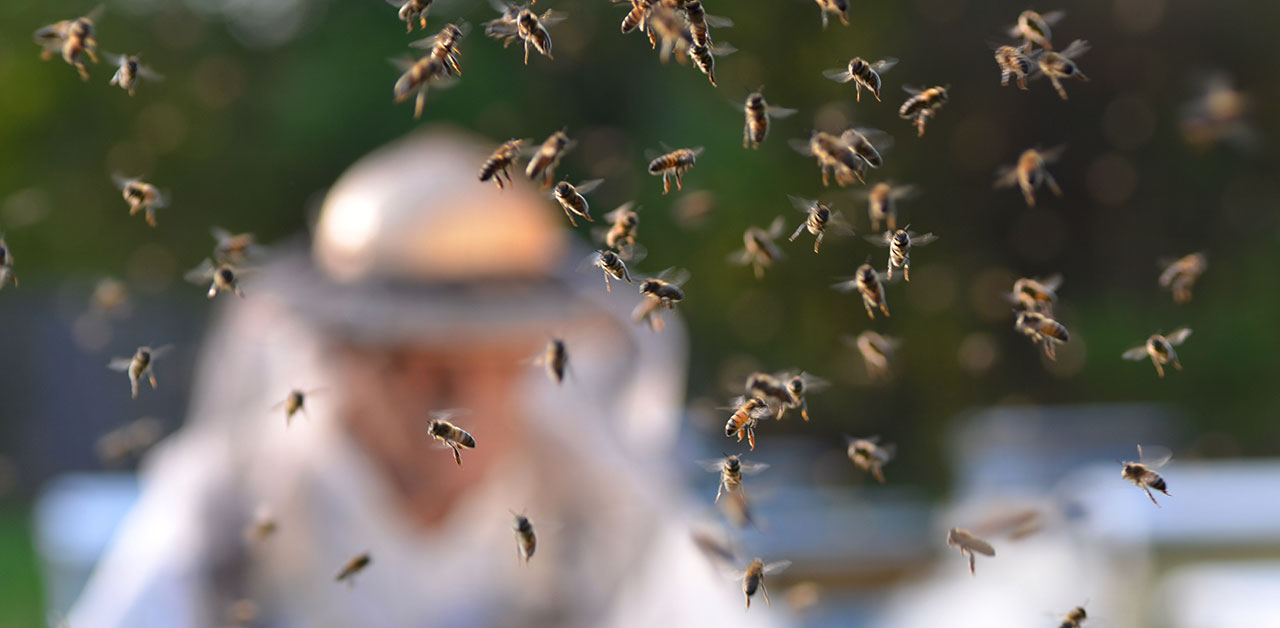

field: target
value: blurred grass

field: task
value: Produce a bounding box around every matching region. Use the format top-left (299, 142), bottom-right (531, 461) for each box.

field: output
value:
top-left (0, 505), bottom-right (43, 628)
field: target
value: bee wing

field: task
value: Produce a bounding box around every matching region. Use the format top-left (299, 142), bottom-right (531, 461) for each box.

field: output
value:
top-left (487, 0), bottom-right (514, 13)
top-left (388, 55), bottom-right (418, 72)
top-left (601, 201), bottom-right (637, 223)
top-left (726, 248), bottom-right (752, 266)
top-left (1137, 444), bottom-right (1173, 469)
top-left (386, 0), bottom-right (406, 6)
top-left (1059, 39), bottom-right (1090, 60)
top-left (787, 195), bottom-right (817, 213)
top-left (538, 10), bottom-right (569, 26)
top-left (762, 560), bottom-right (792, 575)
top-left (1039, 145), bottom-right (1067, 164)
top-left (738, 462), bottom-right (770, 475)
top-left (704, 14), bottom-right (734, 27)
top-left (875, 443), bottom-right (897, 462)
top-left (107, 358), bottom-right (133, 372)
top-left (574, 179), bottom-right (604, 195)
top-left (429, 408), bottom-right (473, 423)
top-left (901, 85), bottom-right (922, 95)
top-left (888, 183), bottom-right (919, 200)
top-left (575, 251), bottom-right (605, 274)
top-left (408, 34), bottom-right (442, 49)
top-left (788, 137), bottom-right (815, 156)
top-left (766, 215), bottom-right (787, 239)
top-left (710, 42), bottom-right (737, 57)
top-left (766, 105), bottom-right (797, 119)
top-left (111, 173), bottom-right (138, 190)
top-left (910, 232), bottom-right (938, 246)
top-left (138, 64), bottom-right (164, 82)
top-left (718, 395), bottom-right (749, 411)
top-left (831, 277), bottom-right (861, 293)
top-left (656, 267), bottom-right (691, 286)
top-left (871, 57), bottom-right (899, 73)
top-left (1038, 273), bottom-right (1064, 293)
top-left (864, 232), bottom-right (892, 247)
top-left (269, 397), bottom-right (289, 411)
top-left (822, 68), bottom-right (855, 83)
top-left (1042, 10), bottom-right (1066, 25)
top-left (210, 226), bottom-right (233, 243)
top-left (183, 259), bottom-right (217, 284)
top-left (148, 344), bottom-right (175, 359)
top-left (1121, 346), bottom-right (1148, 361)
top-left (1166, 327), bottom-right (1193, 345)
top-left (799, 373), bottom-right (829, 391)
top-left (851, 127), bottom-right (895, 153)
top-left (966, 537), bottom-right (996, 556)
top-left (993, 165), bottom-right (1019, 189)
top-left (696, 458), bottom-right (728, 472)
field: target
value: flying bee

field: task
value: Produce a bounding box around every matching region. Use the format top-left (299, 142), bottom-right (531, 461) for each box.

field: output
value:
top-left (210, 227), bottom-right (264, 265)
top-left (723, 396), bottom-right (771, 451)
top-left (898, 85), bottom-right (949, 137)
top-left (833, 263), bottom-right (890, 319)
top-left (106, 53), bottom-right (162, 96)
top-left (845, 435), bottom-right (895, 483)
top-left (839, 127), bottom-right (893, 169)
top-left (859, 182), bottom-right (916, 232)
top-left (947, 528), bottom-right (995, 575)
top-left (847, 331), bottom-right (902, 380)
top-left (1121, 444), bottom-right (1172, 507)
top-left (335, 552), bottom-right (372, 586)
top-left (112, 174), bottom-right (167, 228)
top-left (631, 292), bottom-right (667, 331)
top-left (271, 388), bottom-right (326, 426)
top-left (1159, 252), bottom-right (1207, 304)
top-left (638, 267), bottom-right (689, 308)
top-left (789, 132), bottom-right (867, 187)
top-left (409, 22), bottom-right (468, 78)
top-left (866, 227), bottom-right (937, 282)
top-left (511, 511), bottom-right (537, 564)
top-left (388, 0), bottom-right (433, 32)
top-left (689, 41), bottom-right (736, 87)
top-left (583, 249), bottom-right (634, 292)
top-left (599, 202), bottom-right (642, 259)
top-left (745, 371), bottom-right (790, 417)
top-left (107, 345), bottom-right (173, 399)
top-left (551, 179), bottom-right (604, 227)
top-left (1009, 274), bottom-right (1063, 315)
top-left (737, 558), bottom-right (792, 609)
top-left (698, 454), bottom-right (768, 503)
top-left (618, 0), bottom-right (656, 36)
top-left (0, 234), bottom-right (17, 290)
top-left (34, 6), bottom-right (103, 81)
top-left (1058, 605), bottom-right (1088, 628)
top-left (1122, 328), bottom-right (1192, 378)
top-left (478, 139), bottom-right (526, 190)
top-left (1014, 310), bottom-right (1069, 360)
top-left (95, 417), bottom-right (163, 466)
top-left (485, 3), bottom-right (565, 64)
top-left (741, 90), bottom-right (797, 150)
top-left (992, 45), bottom-right (1034, 90)
top-left (782, 372), bottom-right (828, 422)
top-left (427, 409), bottom-right (476, 467)
top-left (534, 338), bottom-right (569, 384)
top-left (526, 130), bottom-right (574, 189)
top-left (729, 216), bottom-right (787, 279)
top-left (647, 146), bottom-right (703, 194)
top-left (1179, 72), bottom-right (1256, 150)
top-left (390, 54), bottom-right (449, 120)
top-left (647, 5), bottom-right (689, 62)
top-left (812, 0), bottom-right (849, 29)
top-left (822, 57), bottom-right (898, 102)
top-left (1008, 9), bottom-right (1064, 52)
top-left (787, 196), bottom-right (853, 253)
top-left (684, 1), bottom-right (733, 48)
top-left (995, 146), bottom-right (1064, 208)
top-left (184, 258), bottom-right (247, 299)
top-left (1033, 40), bottom-right (1090, 101)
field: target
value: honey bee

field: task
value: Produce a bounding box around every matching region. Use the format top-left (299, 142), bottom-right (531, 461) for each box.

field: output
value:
top-left (1179, 73), bottom-right (1256, 150)
top-left (526, 130), bottom-right (574, 189)
top-left (335, 552), bottom-right (372, 586)
top-left (106, 53), bottom-right (162, 97)
top-left (1014, 310), bottom-right (1069, 360)
top-left (866, 228), bottom-right (937, 282)
top-left (34, 7), bottom-right (103, 81)
top-left (1009, 274), bottom-right (1063, 315)
top-left (631, 293), bottom-right (666, 332)
top-left (822, 57), bottom-right (898, 102)
top-left (388, 0), bottom-right (433, 32)
top-left (534, 338), bottom-right (569, 384)
top-left (210, 227), bottom-right (264, 265)
top-left (698, 454), bottom-right (768, 503)
top-left (898, 85), bottom-right (949, 137)
top-left (689, 41), bottom-right (736, 87)
top-left (1159, 252), bottom-right (1207, 304)
top-left (478, 139), bottom-right (526, 190)
top-left (730, 217), bottom-right (787, 279)
top-left (840, 127), bottom-right (893, 169)
top-left (647, 4), bottom-right (689, 62)
top-left (599, 202), bottom-right (642, 258)
top-left (1121, 444), bottom-right (1172, 507)
top-left (409, 22), bottom-right (467, 77)
top-left (995, 146), bottom-right (1064, 208)
top-left (744, 371), bottom-right (790, 417)
top-left (845, 435), bottom-right (895, 483)
top-left (112, 174), bottom-right (167, 228)
top-left (993, 45), bottom-right (1034, 90)
top-left (1122, 328), bottom-right (1192, 378)
top-left (184, 258), bottom-right (246, 299)
top-left (244, 506), bottom-right (278, 544)
top-left (485, 3), bottom-right (565, 64)
top-left (859, 182), bottom-right (916, 232)
top-left (1008, 9), bottom-right (1064, 52)
top-left (741, 90), bottom-right (797, 150)
top-left (812, 0), bottom-right (849, 29)
top-left (648, 147), bottom-right (703, 194)
top-left (552, 179), bottom-right (604, 227)
top-left (638, 267), bottom-right (688, 308)
top-left (723, 396), bottom-right (771, 451)
top-left (684, 0), bottom-right (733, 48)
top-left (95, 417), bottom-right (163, 466)
top-left (789, 132), bottom-right (867, 187)
top-left (1033, 40), bottom-right (1090, 101)
top-left (1057, 605), bottom-right (1088, 628)
top-left (618, 0), bottom-right (656, 36)
top-left (107, 345), bottom-right (173, 399)
top-left (426, 409), bottom-right (476, 466)
top-left (738, 558), bottom-right (792, 609)
top-left (391, 54), bottom-right (448, 120)
top-left (511, 511), bottom-right (537, 564)
top-left (833, 263), bottom-right (890, 319)
top-left (947, 528), bottom-right (995, 575)
top-left (782, 372), bottom-right (828, 421)
top-left (583, 249), bottom-right (634, 292)
top-left (271, 388), bottom-right (326, 426)
top-left (849, 331), bottom-right (901, 380)
top-left (0, 234), bottom-right (17, 289)
top-left (787, 196), bottom-right (853, 253)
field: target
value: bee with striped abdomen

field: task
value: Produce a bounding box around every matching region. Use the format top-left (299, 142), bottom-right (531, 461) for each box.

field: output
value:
top-left (723, 396), bottom-right (770, 451)
top-left (993, 45), bottom-right (1034, 91)
top-left (487, 4), bottom-right (565, 64)
top-left (745, 372), bottom-right (790, 418)
top-left (1122, 328), bottom-right (1192, 378)
top-left (730, 216), bottom-right (787, 279)
top-left (839, 127), bottom-right (892, 169)
top-left (427, 409), bottom-right (476, 466)
top-left (823, 57), bottom-right (897, 102)
top-left (1159, 253), bottom-right (1207, 304)
top-left (898, 85), bottom-right (949, 137)
top-left (618, 0), bottom-right (656, 36)
top-left (1121, 444), bottom-right (1172, 507)
top-left (34, 7), bottom-right (103, 81)
top-left (946, 528), bottom-right (995, 575)
top-left (689, 41), bottom-right (736, 87)
top-left (648, 147), bottom-right (703, 194)
top-left (698, 454), bottom-right (768, 503)
top-left (599, 201), bottom-right (642, 258)
top-left (388, 0), bottom-right (433, 32)
top-left (584, 249), bottom-right (634, 293)
top-left (866, 228), bottom-right (937, 282)
top-left (1009, 274), bottom-right (1063, 315)
top-left (108, 345), bottom-right (173, 399)
top-left (741, 89), bottom-right (797, 150)
top-left (1057, 605), bottom-right (1088, 628)
top-left (789, 132), bottom-right (867, 187)
top-left (638, 267), bottom-right (688, 308)
top-left (846, 435), bottom-right (895, 483)
top-left (107, 53), bottom-right (162, 96)
top-left (834, 263), bottom-right (890, 319)
top-left (391, 54), bottom-right (448, 120)
top-left (113, 174), bottom-right (167, 228)
top-left (1008, 9), bottom-right (1064, 52)
top-left (527, 130), bottom-right (574, 189)
top-left (479, 138), bottom-right (526, 190)
top-left (1014, 310), bottom-right (1069, 360)
top-left (738, 558), bottom-right (792, 609)
top-left (409, 22), bottom-right (467, 77)
top-left (534, 338), bottom-right (569, 384)
top-left (1034, 40), bottom-right (1090, 101)
top-left (788, 196), bottom-right (853, 253)
top-left (552, 179), bottom-right (603, 227)
top-left (995, 146), bottom-right (1064, 208)
top-left (684, 0), bottom-right (733, 48)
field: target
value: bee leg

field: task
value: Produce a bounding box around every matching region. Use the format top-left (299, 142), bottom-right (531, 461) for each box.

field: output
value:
top-left (753, 263), bottom-right (763, 280)
top-left (1173, 359), bottom-right (1183, 371)
top-left (1154, 359), bottom-right (1165, 378)
top-left (1143, 486), bottom-right (1161, 507)
top-left (967, 552), bottom-right (976, 575)
top-left (855, 83), bottom-right (862, 103)
top-left (880, 301), bottom-right (891, 318)
top-left (819, 11), bottom-right (828, 29)
top-left (903, 263), bottom-right (910, 282)
top-left (814, 233), bottom-right (823, 254)
top-left (1017, 75), bottom-right (1028, 91)
top-left (1044, 172), bottom-right (1063, 198)
top-left (873, 467), bottom-right (885, 484)
top-left (661, 173), bottom-right (670, 195)
top-left (129, 375), bottom-right (139, 400)
top-left (863, 300), bottom-right (875, 319)
top-left (746, 428), bottom-right (755, 451)
top-left (820, 166), bottom-right (830, 187)
top-left (603, 275), bottom-right (611, 293)
top-left (523, 39), bottom-right (531, 65)
top-left (800, 401), bottom-right (809, 422)
top-left (675, 172), bottom-right (684, 191)
top-left (1021, 183), bottom-right (1036, 208)
top-left (148, 371), bottom-right (158, 390)
top-left (451, 446), bottom-right (463, 466)
top-left (414, 87), bottom-right (427, 120)
top-left (207, 283), bottom-right (218, 299)
top-left (761, 582), bottom-right (771, 607)
top-left (743, 125), bottom-right (749, 149)
top-left (86, 43), bottom-right (99, 64)
top-left (715, 483), bottom-right (723, 504)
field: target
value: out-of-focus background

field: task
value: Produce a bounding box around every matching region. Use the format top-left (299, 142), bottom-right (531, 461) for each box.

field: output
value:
top-left (0, 0), bottom-right (1277, 626)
